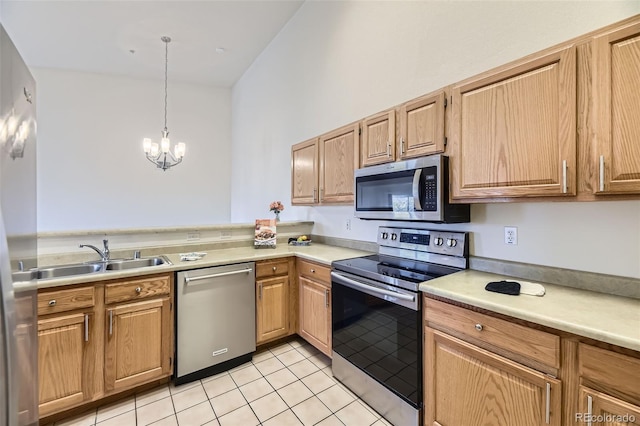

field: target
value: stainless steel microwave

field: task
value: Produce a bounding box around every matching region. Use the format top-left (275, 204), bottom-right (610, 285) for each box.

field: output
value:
top-left (354, 155), bottom-right (470, 223)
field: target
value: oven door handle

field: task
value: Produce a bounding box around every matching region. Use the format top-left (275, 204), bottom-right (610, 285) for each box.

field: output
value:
top-left (331, 272), bottom-right (415, 302)
top-left (412, 169), bottom-right (423, 211)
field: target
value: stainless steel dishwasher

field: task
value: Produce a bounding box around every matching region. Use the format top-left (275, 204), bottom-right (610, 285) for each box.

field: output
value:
top-left (175, 262), bottom-right (255, 385)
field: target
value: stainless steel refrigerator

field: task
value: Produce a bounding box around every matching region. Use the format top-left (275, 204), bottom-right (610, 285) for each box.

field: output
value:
top-left (0, 23), bottom-right (39, 425)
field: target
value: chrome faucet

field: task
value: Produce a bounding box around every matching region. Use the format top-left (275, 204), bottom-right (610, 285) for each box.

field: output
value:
top-left (79, 239), bottom-right (110, 261)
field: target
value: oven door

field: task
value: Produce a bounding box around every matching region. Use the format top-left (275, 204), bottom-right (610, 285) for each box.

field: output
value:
top-left (331, 271), bottom-right (422, 408)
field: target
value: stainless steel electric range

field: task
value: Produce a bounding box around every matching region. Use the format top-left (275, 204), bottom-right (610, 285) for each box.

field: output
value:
top-left (331, 226), bottom-right (469, 426)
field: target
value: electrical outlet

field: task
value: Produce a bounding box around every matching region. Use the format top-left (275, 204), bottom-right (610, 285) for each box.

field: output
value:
top-left (220, 231), bottom-right (232, 240)
top-left (187, 232), bottom-right (200, 241)
top-left (346, 219), bottom-right (351, 231)
top-left (504, 226), bottom-right (518, 245)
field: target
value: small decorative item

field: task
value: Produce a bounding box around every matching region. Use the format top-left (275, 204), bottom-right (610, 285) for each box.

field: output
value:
top-left (255, 219), bottom-right (277, 249)
top-left (269, 201), bottom-right (285, 222)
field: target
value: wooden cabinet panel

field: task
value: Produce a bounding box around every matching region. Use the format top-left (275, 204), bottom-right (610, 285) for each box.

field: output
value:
top-left (425, 328), bottom-right (562, 426)
top-left (104, 298), bottom-right (171, 392)
top-left (425, 298), bottom-right (560, 369)
top-left (38, 286), bottom-right (94, 316)
top-left (399, 90), bottom-right (445, 159)
top-left (450, 45), bottom-right (577, 199)
top-left (319, 122), bottom-right (360, 204)
top-left (256, 275), bottom-right (290, 344)
top-left (104, 275), bottom-right (170, 304)
top-left (361, 110), bottom-right (395, 167)
top-left (298, 276), bottom-right (331, 357)
top-left (579, 343), bottom-right (640, 403)
top-left (297, 259), bottom-right (331, 283)
top-left (579, 387), bottom-right (640, 426)
top-left (291, 138), bottom-right (319, 204)
top-left (255, 259), bottom-right (290, 279)
top-left (38, 313), bottom-right (92, 417)
top-left (593, 21), bottom-right (640, 194)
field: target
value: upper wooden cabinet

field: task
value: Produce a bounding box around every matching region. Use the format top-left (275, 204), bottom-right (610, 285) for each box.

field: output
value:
top-left (291, 138), bottom-right (319, 204)
top-left (399, 90), bottom-right (446, 160)
top-left (318, 122), bottom-right (360, 204)
top-left (361, 109), bottom-right (396, 167)
top-left (450, 45), bottom-right (577, 199)
top-left (592, 21), bottom-right (640, 194)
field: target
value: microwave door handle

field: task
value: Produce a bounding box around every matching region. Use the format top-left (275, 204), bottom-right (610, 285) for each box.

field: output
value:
top-left (412, 169), bottom-right (423, 211)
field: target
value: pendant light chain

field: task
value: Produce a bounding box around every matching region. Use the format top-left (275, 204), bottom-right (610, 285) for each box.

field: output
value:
top-left (163, 36), bottom-right (170, 133)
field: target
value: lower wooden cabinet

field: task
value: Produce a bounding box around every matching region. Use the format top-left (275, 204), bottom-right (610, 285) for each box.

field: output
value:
top-left (37, 273), bottom-right (173, 421)
top-left (37, 312), bottom-right (95, 417)
top-left (579, 387), bottom-right (640, 426)
top-left (298, 276), bottom-right (331, 357)
top-left (256, 275), bottom-right (290, 344)
top-left (425, 327), bottom-right (562, 426)
top-left (104, 297), bottom-right (172, 392)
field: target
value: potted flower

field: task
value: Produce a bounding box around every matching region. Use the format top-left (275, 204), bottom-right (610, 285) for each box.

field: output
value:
top-left (269, 201), bottom-right (285, 222)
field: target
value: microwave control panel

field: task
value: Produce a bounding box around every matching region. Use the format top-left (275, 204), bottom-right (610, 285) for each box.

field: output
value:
top-left (423, 166), bottom-right (438, 211)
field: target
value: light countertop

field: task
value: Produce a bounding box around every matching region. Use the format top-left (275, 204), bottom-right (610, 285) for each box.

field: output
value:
top-left (34, 243), bottom-right (372, 290)
top-left (419, 269), bottom-right (640, 352)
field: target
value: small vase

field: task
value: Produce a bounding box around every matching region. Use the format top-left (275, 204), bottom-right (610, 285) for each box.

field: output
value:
top-left (274, 211), bottom-right (280, 222)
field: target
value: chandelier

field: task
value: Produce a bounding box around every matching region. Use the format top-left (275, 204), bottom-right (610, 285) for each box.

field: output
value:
top-left (143, 36), bottom-right (185, 171)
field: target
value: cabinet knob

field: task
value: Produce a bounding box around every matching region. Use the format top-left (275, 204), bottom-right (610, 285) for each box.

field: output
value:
top-left (475, 323), bottom-right (483, 331)
top-left (48, 300), bottom-right (56, 306)
top-left (272, 266), bottom-right (277, 272)
top-left (310, 269), bottom-right (315, 273)
top-left (135, 287), bottom-right (142, 294)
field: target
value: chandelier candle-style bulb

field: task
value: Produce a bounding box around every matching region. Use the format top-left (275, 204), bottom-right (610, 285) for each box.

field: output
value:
top-left (143, 35), bottom-right (186, 171)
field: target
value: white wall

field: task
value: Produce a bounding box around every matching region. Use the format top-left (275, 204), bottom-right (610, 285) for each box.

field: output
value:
top-left (35, 68), bottom-right (232, 231)
top-left (230, 1), bottom-right (640, 278)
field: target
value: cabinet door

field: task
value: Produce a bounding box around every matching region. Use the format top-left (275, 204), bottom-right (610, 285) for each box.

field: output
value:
top-left (298, 276), bottom-right (331, 357)
top-left (291, 138), bottom-right (319, 204)
top-left (593, 22), bottom-right (640, 194)
top-left (425, 328), bottom-right (562, 426)
top-left (104, 298), bottom-right (171, 392)
top-left (579, 387), bottom-right (640, 426)
top-left (361, 110), bottom-right (395, 167)
top-left (256, 275), bottom-right (290, 344)
top-left (399, 91), bottom-right (445, 160)
top-left (450, 45), bottom-right (576, 199)
top-left (319, 122), bottom-right (360, 203)
top-left (38, 312), bottom-right (93, 417)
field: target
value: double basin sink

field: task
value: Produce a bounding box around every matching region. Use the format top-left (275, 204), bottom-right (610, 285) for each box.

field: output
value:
top-left (13, 256), bottom-right (171, 281)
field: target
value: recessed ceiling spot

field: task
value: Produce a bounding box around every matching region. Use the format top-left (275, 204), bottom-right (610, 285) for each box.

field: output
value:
top-left (215, 47), bottom-right (226, 54)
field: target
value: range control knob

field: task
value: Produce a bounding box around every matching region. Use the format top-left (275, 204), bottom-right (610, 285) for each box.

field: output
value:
top-left (381, 232), bottom-right (389, 239)
top-left (433, 237), bottom-right (444, 246)
top-left (446, 238), bottom-right (457, 247)
top-left (391, 233), bottom-right (398, 241)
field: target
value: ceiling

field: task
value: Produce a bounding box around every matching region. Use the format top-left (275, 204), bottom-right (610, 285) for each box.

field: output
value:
top-left (0, 0), bottom-right (305, 87)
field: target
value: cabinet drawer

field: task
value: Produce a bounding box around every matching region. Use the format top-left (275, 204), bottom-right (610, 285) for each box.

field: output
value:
top-left (579, 343), bottom-right (640, 402)
top-left (256, 259), bottom-right (290, 279)
top-left (105, 275), bottom-right (170, 304)
top-left (38, 286), bottom-right (95, 315)
top-left (425, 298), bottom-right (560, 369)
top-left (297, 259), bottom-right (330, 284)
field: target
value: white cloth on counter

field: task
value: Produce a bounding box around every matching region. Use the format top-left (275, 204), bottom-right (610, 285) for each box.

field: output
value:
top-left (518, 281), bottom-right (546, 296)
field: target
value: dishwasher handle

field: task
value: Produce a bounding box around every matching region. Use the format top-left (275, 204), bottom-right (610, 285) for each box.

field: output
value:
top-left (184, 268), bottom-right (253, 284)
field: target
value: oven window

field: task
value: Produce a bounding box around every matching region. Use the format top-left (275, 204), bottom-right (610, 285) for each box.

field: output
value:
top-left (332, 281), bottom-right (422, 407)
top-left (355, 170), bottom-right (416, 211)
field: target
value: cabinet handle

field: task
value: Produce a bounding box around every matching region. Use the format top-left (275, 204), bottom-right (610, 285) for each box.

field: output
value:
top-left (586, 394), bottom-right (593, 426)
top-left (48, 300), bottom-right (56, 306)
top-left (545, 382), bottom-right (551, 424)
top-left (313, 188), bottom-right (317, 202)
top-left (109, 310), bottom-right (113, 336)
top-left (387, 142), bottom-right (391, 157)
top-left (325, 289), bottom-right (329, 308)
top-left (259, 283), bottom-right (263, 300)
top-left (84, 314), bottom-right (89, 342)
top-left (310, 269), bottom-right (315, 273)
top-left (400, 137), bottom-right (405, 155)
top-left (272, 266), bottom-right (277, 272)
top-left (135, 286), bottom-right (142, 294)
top-left (475, 323), bottom-right (483, 331)
top-left (599, 155), bottom-right (605, 192)
top-left (562, 160), bottom-right (568, 194)
top-left (319, 188), bottom-right (323, 202)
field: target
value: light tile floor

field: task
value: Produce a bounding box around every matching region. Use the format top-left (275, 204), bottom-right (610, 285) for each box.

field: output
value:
top-left (53, 339), bottom-right (393, 426)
